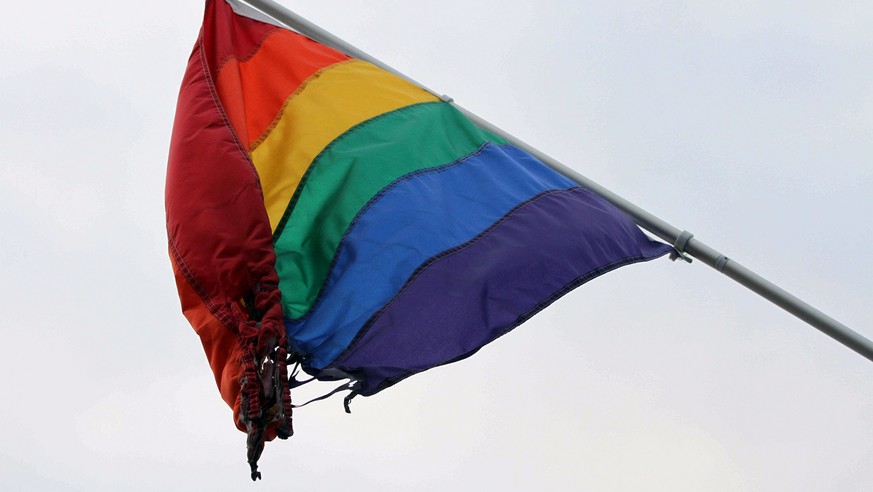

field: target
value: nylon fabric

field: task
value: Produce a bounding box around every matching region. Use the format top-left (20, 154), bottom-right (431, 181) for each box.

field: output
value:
top-left (331, 188), bottom-right (673, 394)
top-left (249, 60), bottom-right (438, 229)
top-left (285, 143), bottom-right (577, 369)
top-left (169, 1), bottom-right (675, 466)
top-left (273, 102), bottom-right (505, 319)
top-left (215, 29), bottom-right (349, 150)
top-left (167, 29), bottom-right (275, 322)
top-left (167, 0), bottom-right (287, 437)
top-left (202, 0), bottom-right (277, 81)
top-left (171, 256), bottom-right (246, 432)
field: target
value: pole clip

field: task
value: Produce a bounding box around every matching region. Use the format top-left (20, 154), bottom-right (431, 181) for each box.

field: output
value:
top-left (670, 230), bottom-right (694, 263)
top-left (440, 94), bottom-right (454, 103)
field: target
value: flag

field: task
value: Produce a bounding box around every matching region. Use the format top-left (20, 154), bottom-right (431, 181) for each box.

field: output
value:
top-left (166, 0), bottom-right (673, 477)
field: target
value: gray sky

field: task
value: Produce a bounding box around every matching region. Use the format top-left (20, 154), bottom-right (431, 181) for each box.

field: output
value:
top-left (1, 1), bottom-right (871, 490)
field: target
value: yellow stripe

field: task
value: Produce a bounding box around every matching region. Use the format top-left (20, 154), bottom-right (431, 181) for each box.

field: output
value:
top-left (250, 60), bottom-right (439, 230)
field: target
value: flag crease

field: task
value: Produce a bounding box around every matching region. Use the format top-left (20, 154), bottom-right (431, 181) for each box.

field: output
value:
top-left (166, 0), bottom-right (673, 478)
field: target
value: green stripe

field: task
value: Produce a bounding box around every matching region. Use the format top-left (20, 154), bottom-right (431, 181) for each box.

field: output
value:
top-left (274, 101), bottom-right (506, 319)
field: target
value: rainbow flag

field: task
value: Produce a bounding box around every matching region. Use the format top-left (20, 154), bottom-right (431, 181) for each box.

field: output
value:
top-left (166, 0), bottom-right (672, 476)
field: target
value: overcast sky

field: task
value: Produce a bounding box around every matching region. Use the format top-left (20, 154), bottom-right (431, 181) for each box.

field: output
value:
top-left (1, 1), bottom-right (871, 490)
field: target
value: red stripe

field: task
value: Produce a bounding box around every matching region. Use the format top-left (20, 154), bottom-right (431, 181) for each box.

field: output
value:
top-left (201, 0), bottom-right (278, 81)
top-left (166, 23), bottom-right (284, 431)
top-left (215, 29), bottom-right (349, 150)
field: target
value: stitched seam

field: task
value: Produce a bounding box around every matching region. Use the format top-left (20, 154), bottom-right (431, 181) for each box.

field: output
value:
top-left (287, 141), bottom-right (510, 324)
top-left (199, 36), bottom-right (283, 363)
top-left (214, 26), bottom-right (281, 75)
top-left (271, 100), bottom-right (445, 238)
top-left (172, 35), bottom-right (240, 333)
top-left (323, 186), bottom-right (580, 369)
top-left (249, 59), bottom-right (359, 152)
top-left (357, 247), bottom-right (672, 396)
top-left (199, 37), bottom-right (259, 179)
top-left (169, 36), bottom-right (260, 334)
top-left (168, 233), bottom-right (235, 331)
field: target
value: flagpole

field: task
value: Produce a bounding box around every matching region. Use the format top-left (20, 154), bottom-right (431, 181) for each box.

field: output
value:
top-left (236, 0), bottom-right (873, 363)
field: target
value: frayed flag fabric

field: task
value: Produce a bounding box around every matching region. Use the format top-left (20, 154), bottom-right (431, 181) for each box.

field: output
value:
top-left (166, 0), bottom-right (673, 478)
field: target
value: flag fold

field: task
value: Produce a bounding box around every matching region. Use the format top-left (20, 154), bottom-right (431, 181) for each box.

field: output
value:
top-left (166, 0), bottom-right (672, 478)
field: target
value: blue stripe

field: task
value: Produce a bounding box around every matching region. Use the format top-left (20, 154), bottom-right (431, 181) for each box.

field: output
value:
top-left (285, 143), bottom-right (576, 369)
top-left (332, 187), bottom-right (672, 395)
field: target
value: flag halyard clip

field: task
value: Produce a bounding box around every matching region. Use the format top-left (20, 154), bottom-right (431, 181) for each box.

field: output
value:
top-left (670, 230), bottom-right (694, 263)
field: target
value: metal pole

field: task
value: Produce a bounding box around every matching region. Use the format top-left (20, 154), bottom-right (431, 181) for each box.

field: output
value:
top-left (236, 0), bottom-right (873, 363)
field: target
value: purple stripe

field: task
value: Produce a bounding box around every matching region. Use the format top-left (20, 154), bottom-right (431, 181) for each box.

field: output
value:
top-left (331, 187), bottom-right (672, 395)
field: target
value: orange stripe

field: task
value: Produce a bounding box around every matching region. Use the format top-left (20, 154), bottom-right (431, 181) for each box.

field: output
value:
top-left (171, 254), bottom-right (246, 432)
top-left (215, 29), bottom-right (349, 150)
top-left (248, 60), bottom-right (439, 229)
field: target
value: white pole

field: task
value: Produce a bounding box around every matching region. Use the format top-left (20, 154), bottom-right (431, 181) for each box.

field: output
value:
top-left (236, 0), bottom-right (873, 363)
